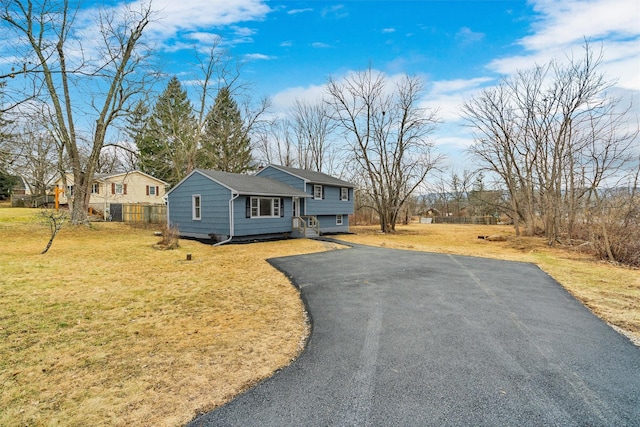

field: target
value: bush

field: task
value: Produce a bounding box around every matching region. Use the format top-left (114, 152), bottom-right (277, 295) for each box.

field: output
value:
top-left (156, 224), bottom-right (180, 250)
top-left (591, 204), bottom-right (640, 267)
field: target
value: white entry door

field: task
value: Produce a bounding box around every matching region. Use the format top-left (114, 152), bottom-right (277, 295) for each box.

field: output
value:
top-left (292, 197), bottom-right (299, 228)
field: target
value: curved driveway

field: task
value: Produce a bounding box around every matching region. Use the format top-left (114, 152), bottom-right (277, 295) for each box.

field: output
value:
top-left (189, 243), bottom-right (640, 426)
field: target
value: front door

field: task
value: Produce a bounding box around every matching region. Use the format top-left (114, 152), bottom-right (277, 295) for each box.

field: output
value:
top-left (292, 197), bottom-right (299, 228)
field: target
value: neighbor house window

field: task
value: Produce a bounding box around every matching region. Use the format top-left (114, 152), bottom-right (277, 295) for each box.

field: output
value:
top-left (340, 187), bottom-right (348, 201)
top-left (146, 185), bottom-right (158, 196)
top-left (192, 195), bottom-right (201, 220)
top-left (91, 183), bottom-right (99, 194)
top-left (336, 214), bottom-right (343, 225)
top-left (313, 185), bottom-right (323, 200)
top-left (111, 183), bottom-right (127, 195)
top-left (249, 197), bottom-right (282, 218)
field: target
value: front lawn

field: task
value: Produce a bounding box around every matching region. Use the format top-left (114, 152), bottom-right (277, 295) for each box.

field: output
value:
top-left (2, 209), bottom-right (637, 427)
top-left (0, 208), bottom-right (327, 426)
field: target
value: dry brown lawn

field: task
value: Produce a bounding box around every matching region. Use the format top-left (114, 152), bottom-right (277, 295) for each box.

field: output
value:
top-left (1, 208), bottom-right (638, 427)
top-left (340, 224), bottom-right (640, 344)
top-left (0, 207), bottom-right (330, 427)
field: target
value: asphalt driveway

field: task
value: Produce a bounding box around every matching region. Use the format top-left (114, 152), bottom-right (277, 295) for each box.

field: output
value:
top-left (188, 243), bottom-right (640, 426)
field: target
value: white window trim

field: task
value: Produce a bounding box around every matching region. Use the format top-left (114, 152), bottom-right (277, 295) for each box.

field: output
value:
top-left (149, 186), bottom-right (156, 196)
top-left (313, 184), bottom-right (322, 200)
top-left (340, 187), bottom-right (348, 201)
top-left (192, 194), bottom-right (201, 220)
top-left (250, 196), bottom-right (281, 218)
top-left (115, 183), bottom-right (124, 195)
top-left (336, 214), bottom-right (343, 226)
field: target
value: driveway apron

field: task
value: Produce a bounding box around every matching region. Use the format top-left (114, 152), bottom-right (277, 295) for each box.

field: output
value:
top-left (188, 243), bottom-right (640, 426)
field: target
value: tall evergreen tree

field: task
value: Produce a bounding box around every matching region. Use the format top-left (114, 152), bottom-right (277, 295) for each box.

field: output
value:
top-left (138, 77), bottom-right (196, 186)
top-left (0, 170), bottom-right (17, 200)
top-left (126, 100), bottom-right (149, 152)
top-left (199, 87), bottom-right (252, 173)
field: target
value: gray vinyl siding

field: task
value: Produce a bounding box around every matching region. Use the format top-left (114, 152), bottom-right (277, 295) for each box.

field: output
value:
top-left (317, 214), bottom-right (350, 233)
top-left (305, 184), bottom-right (354, 216)
top-left (256, 167), bottom-right (305, 191)
top-left (232, 196), bottom-right (293, 237)
top-left (167, 172), bottom-right (231, 238)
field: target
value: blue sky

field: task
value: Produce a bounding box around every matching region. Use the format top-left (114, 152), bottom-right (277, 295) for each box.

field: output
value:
top-left (3, 0), bottom-right (639, 170)
top-left (149, 0), bottom-right (639, 169)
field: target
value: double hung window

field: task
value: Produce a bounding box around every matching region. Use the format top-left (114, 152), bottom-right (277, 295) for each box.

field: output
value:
top-left (313, 185), bottom-right (323, 200)
top-left (192, 195), bottom-right (201, 220)
top-left (340, 187), bottom-right (349, 201)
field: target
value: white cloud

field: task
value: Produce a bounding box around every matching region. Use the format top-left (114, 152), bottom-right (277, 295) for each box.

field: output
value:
top-left (243, 53), bottom-right (274, 61)
top-left (231, 26), bottom-right (257, 38)
top-left (288, 8), bottom-right (313, 15)
top-left (489, 0), bottom-right (640, 91)
top-left (433, 135), bottom-right (476, 152)
top-left (455, 27), bottom-right (484, 44)
top-left (184, 32), bottom-right (223, 44)
top-left (312, 42), bottom-right (332, 49)
top-left (430, 78), bottom-right (494, 95)
top-left (322, 5), bottom-right (348, 19)
top-left (382, 28), bottom-right (396, 34)
top-left (423, 77), bottom-right (496, 122)
top-left (522, 0), bottom-right (639, 51)
top-left (270, 83), bottom-right (327, 116)
top-left (140, 0), bottom-right (271, 39)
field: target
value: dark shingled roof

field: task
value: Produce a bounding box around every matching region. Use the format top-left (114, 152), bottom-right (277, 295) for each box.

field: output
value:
top-left (262, 164), bottom-right (355, 188)
top-left (196, 169), bottom-right (310, 197)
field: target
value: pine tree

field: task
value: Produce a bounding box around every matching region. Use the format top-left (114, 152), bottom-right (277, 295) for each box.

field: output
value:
top-left (127, 100), bottom-right (149, 151)
top-left (199, 87), bottom-right (252, 173)
top-left (138, 77), bottom-right (196, 186)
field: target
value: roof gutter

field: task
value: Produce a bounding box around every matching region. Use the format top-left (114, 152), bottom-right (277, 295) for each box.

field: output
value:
top-left (213, 191), bottom-right (239, 246)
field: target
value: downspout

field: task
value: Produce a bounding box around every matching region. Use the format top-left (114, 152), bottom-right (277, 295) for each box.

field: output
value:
top-left (213, 192), bottom-right (239, 246)
top-left (165, 196), bottom-right (170, 228)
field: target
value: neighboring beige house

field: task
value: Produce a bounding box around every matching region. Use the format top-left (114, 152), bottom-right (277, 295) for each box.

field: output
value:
top-left (54, 171), bottom-right (168, 220)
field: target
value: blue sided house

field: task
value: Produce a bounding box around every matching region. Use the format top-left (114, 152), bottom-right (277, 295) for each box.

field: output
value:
top-left (166, 164), bottom-right (355, 244)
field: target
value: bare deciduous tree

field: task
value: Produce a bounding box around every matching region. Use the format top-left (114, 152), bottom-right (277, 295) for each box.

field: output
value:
top-left (40, 209), bottom-right (67, 254)
top-left (253, 119), bottom-right (296, 167)
top-left (2, 0), bottom-right (154, 224)
top-left (290, 99), bottom-right (337, 172)
top-left (462, 42), bottom-right (637, 246)
top-left (12, 120), bottom-right (58, 198)
top-left (327, 68), bottom-right (442, 232)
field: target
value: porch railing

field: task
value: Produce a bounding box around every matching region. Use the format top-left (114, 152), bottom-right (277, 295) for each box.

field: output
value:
top-left (292, 215), bottom-right (320, 236)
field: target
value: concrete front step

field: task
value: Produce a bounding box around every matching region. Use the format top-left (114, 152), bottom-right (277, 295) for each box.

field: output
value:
top-left (291, 230), bottom-right (319, 238)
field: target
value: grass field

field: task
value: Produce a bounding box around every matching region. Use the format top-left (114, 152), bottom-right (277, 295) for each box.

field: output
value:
top-left (0, 207), bottom-right (330, 426)
top-left (1, 208), bottom-right (638, 426)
